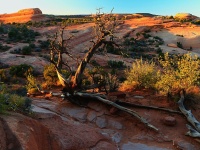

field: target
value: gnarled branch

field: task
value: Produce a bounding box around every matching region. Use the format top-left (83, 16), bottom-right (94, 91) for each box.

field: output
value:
top-left (178, 90), bottom-right (200, 138)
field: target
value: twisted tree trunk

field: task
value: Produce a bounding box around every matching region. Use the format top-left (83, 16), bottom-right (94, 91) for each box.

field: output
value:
top-left (73, 40), bottom-right (103, 88)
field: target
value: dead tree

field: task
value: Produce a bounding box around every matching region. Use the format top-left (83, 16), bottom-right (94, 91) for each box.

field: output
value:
top-left (178, 90), bottom-right (200, 138)
top-left (39, 9), bottom-right (162, 131)
top-left (50, 9), bottom-right (119, 91)
top-left (73, 8), bottom-right (118, 89)
top-left (50, 25), bottom-right (74, 72)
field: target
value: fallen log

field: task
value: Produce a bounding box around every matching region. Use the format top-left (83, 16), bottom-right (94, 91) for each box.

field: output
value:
top-left (178, 90), bottom-right (200, 138)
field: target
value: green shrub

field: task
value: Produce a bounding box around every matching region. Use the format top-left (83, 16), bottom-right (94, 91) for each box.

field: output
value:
top-left (90, 60), bottom-right (100, 67)
top-left (7, 25), bottom-right (37, 42)
top-left (0, 44), bottom-right (11, 52)
top-left (124, 59), bottom-right (158, 89)
top-left (26, 74), bottom-right (40, 94)
top-left (0, 69), bottom-right (9, 82)
top-left (84, 67), bottom-right (119, 92)
top-left (22, 46), bottom-right (32, 55)
top-left (9, 64), bottom-right (33, 77)
top-left (104, 71), bottom-right (119, 92)
top-left (39, 40), bottom-right (50, 49)
top-left (43, 64), bottom-right (58, 87)
top-left (29, 43), bottom-right (36, 48)
top-left (0, 84), bottom-right (32, 114)
top-left (155, 53), bottom-right (200, 95)
top-left (107, 60), bottom-right (126, 69)
top-left (177, 42), bottom-right (183, 49)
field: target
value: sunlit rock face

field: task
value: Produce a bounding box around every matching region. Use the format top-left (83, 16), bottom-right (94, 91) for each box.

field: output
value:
top-left (0, 8), bottom-right (46, 23)
top-left (17, 8), bottom-right (42, 15)
top-left (174, 13), bottom-right (198, 21)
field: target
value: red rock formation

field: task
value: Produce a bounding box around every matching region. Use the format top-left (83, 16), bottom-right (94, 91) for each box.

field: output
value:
top-left (174, 13), bottom-right (198, 21)
top-left (0, 8), bottom-right (46, 23)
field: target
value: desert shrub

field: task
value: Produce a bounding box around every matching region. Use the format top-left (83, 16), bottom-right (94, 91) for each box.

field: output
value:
top-left (26, 74), bottom-right (40, 94)
top-left (84, 67), bottom-right (119, 92)
top-left (8, 25), bottom-right (37, 42)
top-left (0, 69), bottom-right (9, 82)
top-left (104, 70), bottom-right (119, 92)
top-left (39, 40), bottom-right (50, 49)
top-left (155, 53), bottom-right (200, 95)
top-left (43, 64), bottom-right (58, 87)
top-left (22, 46), bottom-right (32, 55)
top-left (0, 26), bottom-right (4, 34)
top-left (142, 33), bottom-right (151, 39)
top-left (153, 36), bottom-right (164, 45)
top-left (9, 64), bottom-right (33, 78)
top-left (29, 43), bottom-right (36, 48)
top-left (0, 44), bottom-right (11, 52)
top-left (176, 34), bottom-right (184, 37)
top-left (0, 84), bottom-right (32, 114)
top-left (123, 59), bottom-right (158, 89)
top-left (107, 60), bottom-right (126, 69)
top-left (90, 60), bottom-right (100, 67)
top-left (177, 42), bottom-right (183, 49)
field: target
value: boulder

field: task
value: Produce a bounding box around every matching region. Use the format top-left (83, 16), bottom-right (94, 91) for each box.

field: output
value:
top-left (162, 116), bottom-right (177, 126)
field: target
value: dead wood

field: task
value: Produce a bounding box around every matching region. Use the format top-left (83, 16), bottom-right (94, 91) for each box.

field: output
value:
top-left (178, 90), bottom-right (200, 138)
top-left (74, 92), bottom-right (159, 131)
top-left (116, 100), bottom-right (182, 115)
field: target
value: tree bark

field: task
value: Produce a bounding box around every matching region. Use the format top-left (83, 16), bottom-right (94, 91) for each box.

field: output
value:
top-left (116, 100), bottom-right (182, 115)
top-left (73, 40), bottom-right (103, 88)
top-left (178, 90), bottom-right (200, 138)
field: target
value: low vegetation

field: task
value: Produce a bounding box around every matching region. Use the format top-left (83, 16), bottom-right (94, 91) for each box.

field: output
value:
top-left (0, 84), bottom-right (32, 114)
top-left (122, 53), bottom-right (200, 98)
top-left (9, 64), bottom-right (33, 78)
top-left (123, 59), bottom-right (158, 90)
top-left (156, 53), bottom-right (200, 96)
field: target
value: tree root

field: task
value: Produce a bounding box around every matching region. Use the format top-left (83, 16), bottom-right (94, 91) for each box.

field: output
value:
top-left (116, 100), bottom-right (182, 115)
top-left (75, 92), bottom-right (159, 131)
top-left (178, 90), bottom-right (200, 138)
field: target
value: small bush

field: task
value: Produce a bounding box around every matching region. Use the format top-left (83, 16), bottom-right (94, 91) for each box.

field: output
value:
top-left (0, 69), bottom-right (9, 82)
top-left (26, 74), bottom-right (40, 94)
top-left (43, 64), bottom-right (58, 87)
top-left (22, 46), bottom-right (32, 55)
top-left (9, 64), bottom-right (33, 78)
top-left (90, 60), bottom-right (100, 67)
top-left (29, 43), bottom-right (36, 48)
top-left (107, 60), bottom-right (126, 69)
top-left (84, 67), bottom-right (119, 92)
top-left (0, 44), bottom-right (11, 52)
top-left (39, 40), bottom-right (50, 49)
top-left (123, 59), bottom-right (158, 89)
top-left (177, 42), bottom-right (183, 49)
top-left (155, 53), bottom-right (200, 95)
top-left (0, 84), bottom-right (32, 114)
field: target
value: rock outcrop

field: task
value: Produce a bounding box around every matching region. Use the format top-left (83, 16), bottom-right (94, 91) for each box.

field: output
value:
top-left (0, 8), bottom-right (45, 23)
top-left (174, 13), bottom-right (198, 21)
